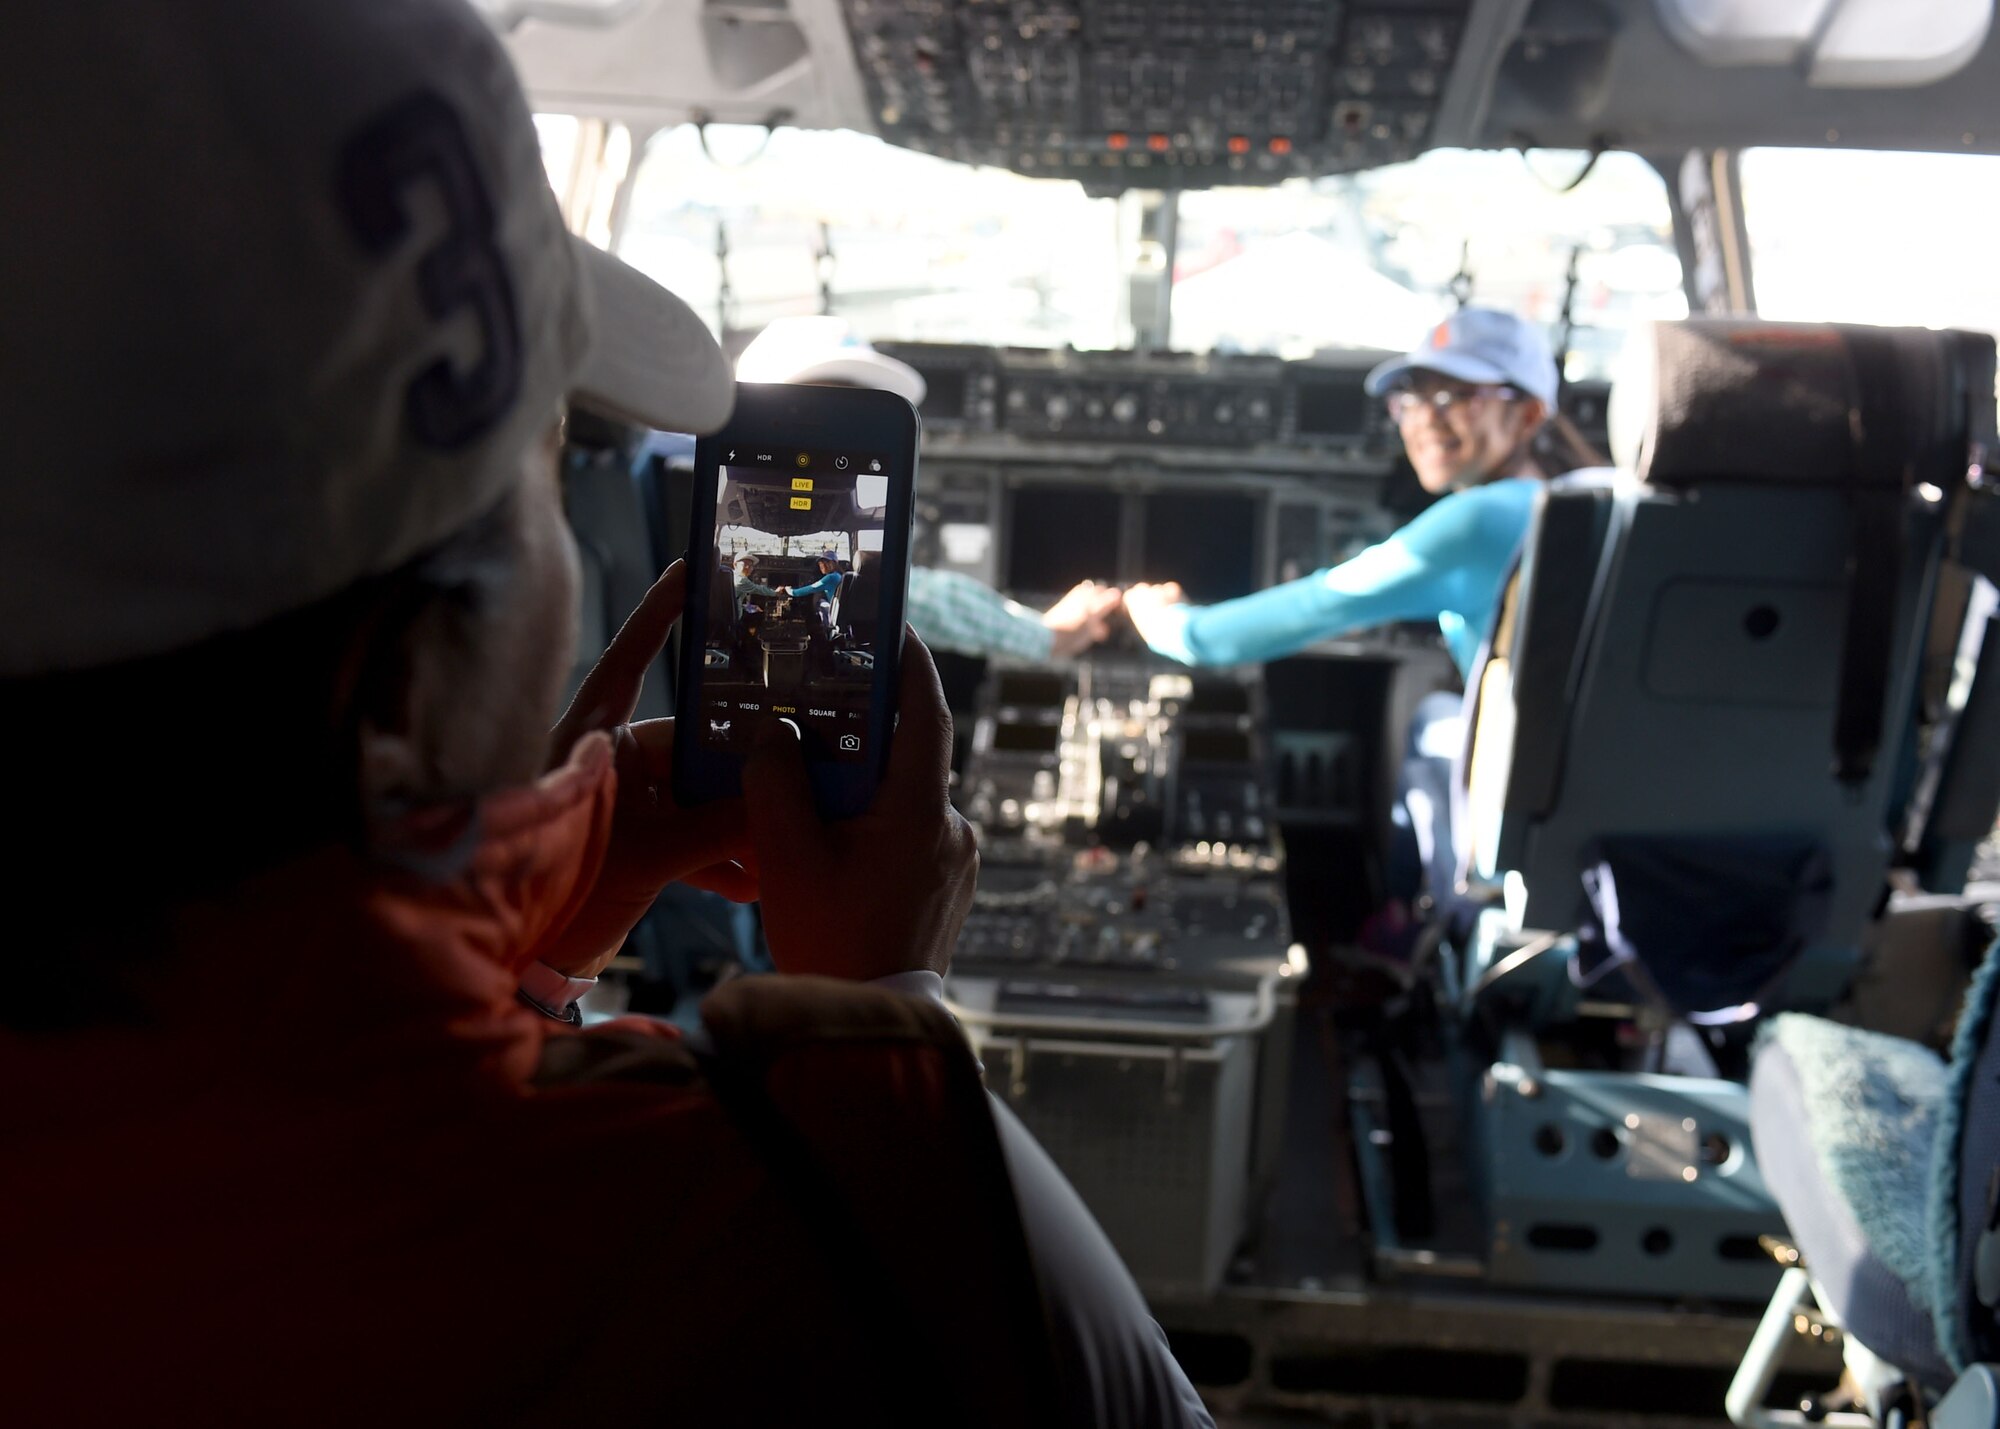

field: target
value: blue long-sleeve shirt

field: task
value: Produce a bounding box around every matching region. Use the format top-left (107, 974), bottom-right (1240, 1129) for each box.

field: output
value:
top-left (1142, 477), bottom-right (1540, 678)
top-left (788, 570), bottom-right (845, 603)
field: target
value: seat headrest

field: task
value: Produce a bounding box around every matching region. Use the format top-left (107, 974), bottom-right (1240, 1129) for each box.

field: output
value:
top-left (1609, 318), bottom-right (1968, 489)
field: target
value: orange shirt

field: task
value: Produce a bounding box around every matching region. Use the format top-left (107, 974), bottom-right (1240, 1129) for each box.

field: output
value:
top-left (0, 739), bottom-right (1043, 1426)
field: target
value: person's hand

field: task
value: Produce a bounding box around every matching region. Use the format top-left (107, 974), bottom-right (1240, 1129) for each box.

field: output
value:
top-left (1121, 581), bottom-right (1188, 652)
top-left (1042, 580), bottom-right (1124, 658)
top-left (540, 561), bottom-right (757, 978)
top-left (742, 631), bottom-right (977, 981)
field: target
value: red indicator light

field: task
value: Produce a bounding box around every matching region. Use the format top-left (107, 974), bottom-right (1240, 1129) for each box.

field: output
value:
top-left (1269, 136), bottom-right (1293, 155)
top-left (1106, 132), bottom-right (1129, 150)
top-left (1227, 135), bottom-right (1251, 154)
top-left (1147, 133), bottom-right (1171, 152)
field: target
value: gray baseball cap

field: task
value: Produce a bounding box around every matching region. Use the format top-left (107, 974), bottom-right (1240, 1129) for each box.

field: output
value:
top-left (737, 316), bottom-right (928, 407)
top-left (1365, 307), bottom-right (1560, 408)
top-left (4, 0), bottom-right (733, 676)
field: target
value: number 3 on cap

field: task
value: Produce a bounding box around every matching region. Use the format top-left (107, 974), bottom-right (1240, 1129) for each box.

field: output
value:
top-left (338, 92), bottom-right (523, 451)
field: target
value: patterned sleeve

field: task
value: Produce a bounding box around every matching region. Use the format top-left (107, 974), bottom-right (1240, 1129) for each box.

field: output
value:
top-left (904, 567), bottom-right (1056, 662)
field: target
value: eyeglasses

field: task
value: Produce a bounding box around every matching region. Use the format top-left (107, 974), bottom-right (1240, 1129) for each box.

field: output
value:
top-left (1385, 384), bottom-right (1518, 421)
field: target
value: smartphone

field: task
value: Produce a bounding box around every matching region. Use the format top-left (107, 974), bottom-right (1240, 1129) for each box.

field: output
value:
top-left (673, 382), bottom-right (919, 820)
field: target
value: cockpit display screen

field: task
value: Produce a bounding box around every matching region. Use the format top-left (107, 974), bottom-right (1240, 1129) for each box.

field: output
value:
top-left (920, 368), bottom-right (968, 418)
top-left (1007, 486), bottom-right (1121, 595)
top-left (1139, 492), bottom-right (1258, 602)
top-left (992, 721), bottom-right (1062, 754)
top-left (1182, 728), bottom-right (1255, 765)
top-left (1295, 376), bottom-right (1370, 438)
top-left (1185, 681), bottom-right (1252, 716)
top-left (996, 670), bottom-right (1067, 708)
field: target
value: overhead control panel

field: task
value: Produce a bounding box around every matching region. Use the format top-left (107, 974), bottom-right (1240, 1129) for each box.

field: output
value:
top-left (841, 0), bottom-right (1471, 188)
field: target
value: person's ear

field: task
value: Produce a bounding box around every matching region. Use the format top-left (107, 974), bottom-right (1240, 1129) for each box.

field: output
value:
top-left (1517, 395), bottom-right (1550, 435)
top-left (352, 605), bottom-right (457, 813)
top-left (352, 620), bottom-right (490, 867)
top-left (357, 717), bottom-right (428, 814)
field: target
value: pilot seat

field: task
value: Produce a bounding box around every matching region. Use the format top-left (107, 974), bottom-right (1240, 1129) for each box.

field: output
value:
top-left (843, 559), bottom-right (882, 650)
top-left (561, 415), bottom-right (673, 722)
top-left (1407, 318), bottom-right (1999, 1303)
top-left (1728, 937), bottom-right (2000, 1427)
top-left (1726, 439), bottom-right (2000, 1429)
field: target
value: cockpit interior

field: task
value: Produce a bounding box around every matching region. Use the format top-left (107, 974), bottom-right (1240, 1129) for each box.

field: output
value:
top-left (20, 1), bottom-right (2000, 1425)
top-left (515, 3), bottom-right (2000, 1424)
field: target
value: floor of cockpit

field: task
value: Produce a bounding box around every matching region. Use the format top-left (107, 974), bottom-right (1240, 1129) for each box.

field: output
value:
top-left (1157, 985), bottom-right (1840, 1427)
top-left (1251, 998), bottom-right (1494, 1292)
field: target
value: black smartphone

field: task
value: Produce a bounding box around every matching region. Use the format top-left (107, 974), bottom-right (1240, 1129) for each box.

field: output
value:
top-left (673, 382), bottom-right (919, 820)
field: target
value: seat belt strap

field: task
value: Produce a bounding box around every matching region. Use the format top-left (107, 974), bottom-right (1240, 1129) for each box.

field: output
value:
top-left (1832, 327), bottom-right (1913, 786)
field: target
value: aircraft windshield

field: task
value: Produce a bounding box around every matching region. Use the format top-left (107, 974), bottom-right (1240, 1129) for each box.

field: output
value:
top-left (720, 528), bottom-right (851, 561)
top-left (1743, 147), bottom-right (2000, 340)
top-left (610, 123), bottom-right (1127, 351)
top-left (1174, 151), bottom-right (1684, 379)
top-left (540, 118), bottom-right (2000, 383)
top-left (545, 119), bottom-right (1685, 381)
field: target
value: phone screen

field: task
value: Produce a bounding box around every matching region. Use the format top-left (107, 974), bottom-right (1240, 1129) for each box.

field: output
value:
top-left (696, 453), bottom-right (891, 760)
top-left (675, 384), bottom-right (917, 816)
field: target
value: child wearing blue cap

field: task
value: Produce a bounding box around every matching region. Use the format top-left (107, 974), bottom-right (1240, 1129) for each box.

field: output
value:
top-left (1125, 307), bottom-right (1604, 678)
top-left (785, 550), bottom-right (848, 605)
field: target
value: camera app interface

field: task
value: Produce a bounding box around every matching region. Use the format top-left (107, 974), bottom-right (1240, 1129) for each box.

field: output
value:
top-left (697, 449), bottom-right (892, 762)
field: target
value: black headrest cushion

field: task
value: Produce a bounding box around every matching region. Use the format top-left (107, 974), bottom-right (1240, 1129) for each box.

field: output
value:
top-left (1610, 318), bottom-right (1960, 489)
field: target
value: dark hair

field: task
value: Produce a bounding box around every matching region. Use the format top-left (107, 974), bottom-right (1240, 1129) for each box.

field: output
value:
top-left (1534, 410), bottom-right (1609, 474)
top-left (3, 496), bottom-right (520, 1029)
top-left (1475, 392), bottom-right (1608, 484)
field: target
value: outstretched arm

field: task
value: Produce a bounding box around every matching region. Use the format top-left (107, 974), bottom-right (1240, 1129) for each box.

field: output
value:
top-left (904, 566), bottom-right (1056, 661)
top-left (1130, 479), bottom-right (1537, 667)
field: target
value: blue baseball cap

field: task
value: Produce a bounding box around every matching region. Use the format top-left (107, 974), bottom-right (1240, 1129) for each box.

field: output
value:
top-left (1364, 308), bottom-right (1560, 408)
top-left (815, 549), bottom-right (838, 562)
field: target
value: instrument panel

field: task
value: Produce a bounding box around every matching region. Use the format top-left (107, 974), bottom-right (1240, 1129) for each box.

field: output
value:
top-left (884, 339), bottom-right (1613, 610)
top-left (876, 340), bottom-right (1396, 455)
top-left (955, 662), bottom-right (1293, 987)
top-left (840, 0), bottom-right (1473, 189)
top-left (884, 339), bottom-right (1612, 458)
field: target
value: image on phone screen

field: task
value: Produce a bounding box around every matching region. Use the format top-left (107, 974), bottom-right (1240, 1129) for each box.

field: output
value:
top-left (694, 454), bottom-right (892, 764)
